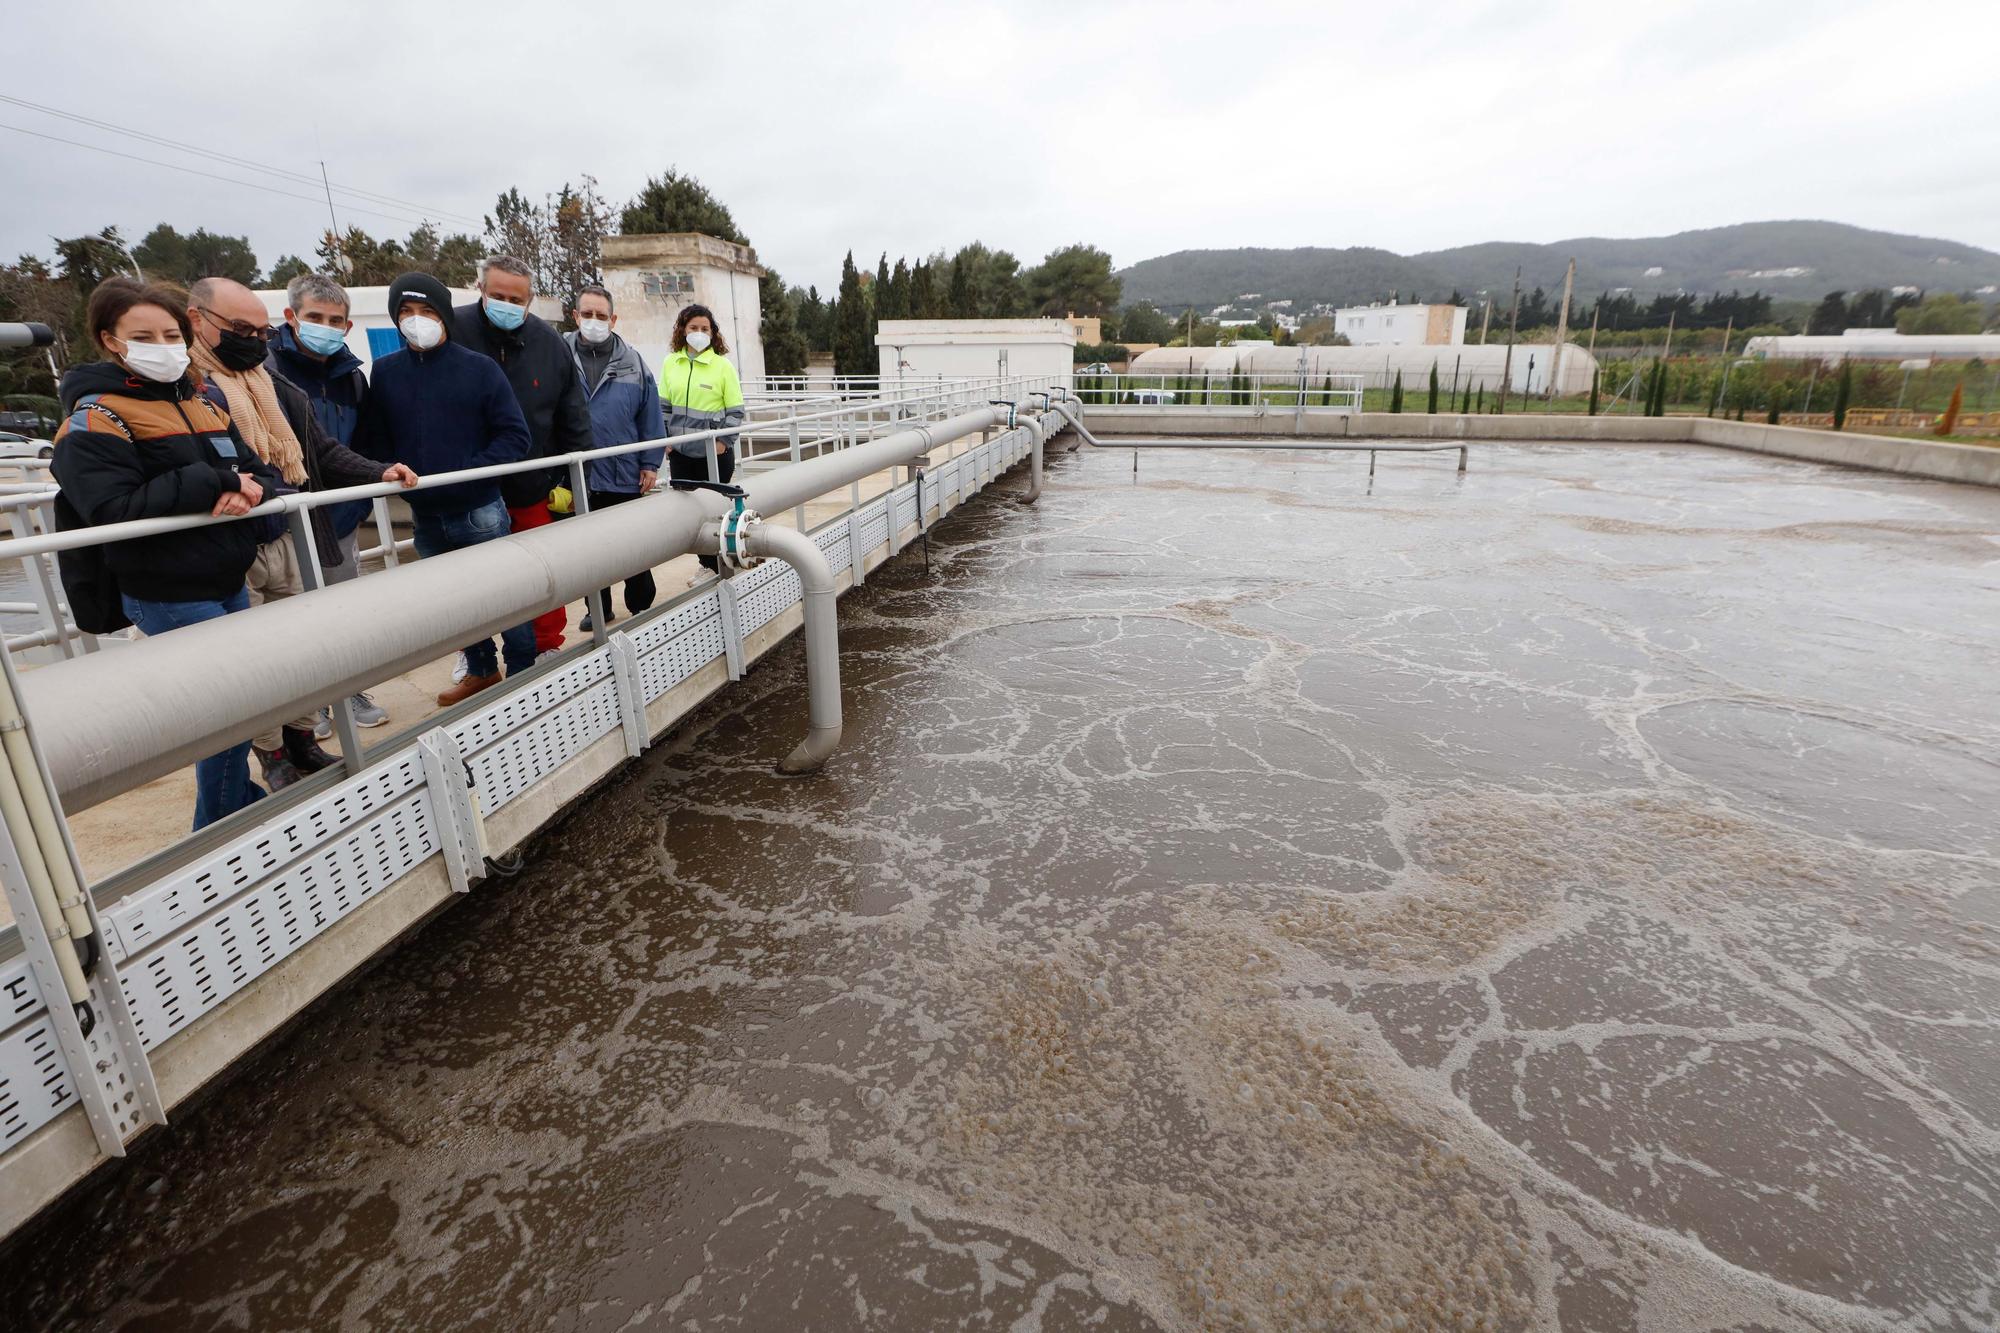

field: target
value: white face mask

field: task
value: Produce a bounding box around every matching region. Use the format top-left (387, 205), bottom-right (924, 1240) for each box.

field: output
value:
top-left (399, 314), bottom-right (445, 350)
top-left (577, 317), bottom-right (612, 345)
top-left (118, 338), bottom-right (191, 384)
top-left (685, 329), bottom-right (712, 353)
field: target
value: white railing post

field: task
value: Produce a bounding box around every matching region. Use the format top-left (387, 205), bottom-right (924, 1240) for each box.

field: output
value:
top-left (416, 728), bottom-right (486, 893)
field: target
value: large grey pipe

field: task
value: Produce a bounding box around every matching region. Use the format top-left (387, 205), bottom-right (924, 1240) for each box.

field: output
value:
top-left (716, 521), bottom-right (841, 773)
top-left (24, 406), bottom-right (1016, 809)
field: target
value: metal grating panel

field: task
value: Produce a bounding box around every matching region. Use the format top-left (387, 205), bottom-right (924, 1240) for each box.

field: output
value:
top-left (103, 753), bottom-right (426, 963)
top-left (638, 616), bottom-right (727, 701)
top-left (448, 652), bottom-right (612, 759)
top-left (0, 1014), bottom-right (72, 1151)
top-left (116, 789), bottom-right (439, 1050)
top-left (814, 523), bottom-right (852, 578)
top-left (467, 678), bottom-right (623, 815)
top-left (737, 564), bottom-right (804, 638)
top-left (1, 953), bottom-right (42, 1024)
top-left (628, 590), bottom-right (722, 657)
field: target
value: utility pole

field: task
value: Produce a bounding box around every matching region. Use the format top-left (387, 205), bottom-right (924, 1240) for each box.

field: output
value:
top-left (1586, 303), bottom-right (1601, 364)
top-left (1719, 316), bottom-right (1733, 359)
top-left (1546, 257), bottom-right (1575, 400)
top-left (1497, 267), bottom-right (1521, 413)
top-left (1479, 297), bottom-right (1492, 345)
top-left (1661, 307), bottom-right (1676, 362)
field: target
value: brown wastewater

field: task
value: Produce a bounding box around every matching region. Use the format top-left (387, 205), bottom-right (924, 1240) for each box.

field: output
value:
top-left (4, 440), bottom-right (1998, 1331)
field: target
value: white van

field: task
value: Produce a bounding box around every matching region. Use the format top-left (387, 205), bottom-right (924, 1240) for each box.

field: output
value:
top-left (1122, 388), bottom-right (1177, 405)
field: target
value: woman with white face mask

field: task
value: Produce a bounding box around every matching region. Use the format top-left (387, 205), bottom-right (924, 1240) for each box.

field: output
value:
top-left (659, 303), bottom-right (745, 577)
top-left (50, 277), bottom-right (284, 829)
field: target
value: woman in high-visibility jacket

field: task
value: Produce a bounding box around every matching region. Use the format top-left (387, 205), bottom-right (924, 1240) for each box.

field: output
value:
top-left (660, 304), bottom-right (745, 572)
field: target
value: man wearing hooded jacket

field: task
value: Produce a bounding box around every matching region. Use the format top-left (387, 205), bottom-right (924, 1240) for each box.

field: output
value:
top-left (455, 255), bottom-right (593, 657)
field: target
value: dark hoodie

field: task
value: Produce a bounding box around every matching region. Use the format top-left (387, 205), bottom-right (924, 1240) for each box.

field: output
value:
top-left (353, 273), bottom-right (531, 515)
top-left (454, 299), bottom-right (593, 508)
top-left (51, 361), bottom-right (281, 612)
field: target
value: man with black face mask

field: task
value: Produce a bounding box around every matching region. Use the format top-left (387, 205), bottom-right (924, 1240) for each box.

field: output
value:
top-left (186, 277), bottom-right (419, 789)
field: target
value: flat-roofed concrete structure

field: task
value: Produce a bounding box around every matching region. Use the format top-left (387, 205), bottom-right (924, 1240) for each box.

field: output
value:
top-left (601, 233), bottom-right (767, 382)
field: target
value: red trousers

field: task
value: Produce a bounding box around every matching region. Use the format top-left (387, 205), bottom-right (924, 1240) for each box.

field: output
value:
top-left (506, 500), bottom-right (567, 653)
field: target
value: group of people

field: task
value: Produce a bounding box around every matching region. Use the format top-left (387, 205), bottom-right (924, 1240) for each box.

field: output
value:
top-left (51, 258), bottom-right (747, 830)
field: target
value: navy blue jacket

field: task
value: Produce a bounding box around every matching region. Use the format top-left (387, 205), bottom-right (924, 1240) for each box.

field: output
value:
top-left (564, 332), bottom-right (665, 493)
top-left (354, 341), bottom-right (531, 515)
top-left (454, 304), bottom-right (594, 509)
top-left (268, 323), bottom-right (372, 535)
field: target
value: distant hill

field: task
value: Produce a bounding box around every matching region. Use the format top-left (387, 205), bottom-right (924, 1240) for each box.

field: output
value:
top-left (1118, 221), bottom-right (2000, 312)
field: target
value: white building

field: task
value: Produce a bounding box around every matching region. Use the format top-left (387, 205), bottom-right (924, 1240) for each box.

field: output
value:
top-left (1332, 302), bottom-right (1466, 348)
top-left (875, 318), bottom-right (1077, 388)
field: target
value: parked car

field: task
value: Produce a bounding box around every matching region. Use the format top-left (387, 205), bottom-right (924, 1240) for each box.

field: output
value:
top-left (1077, 362), bottom-right (1112, 376)
top-left (1122, 388), bottom-right (1177, 405)
top-left (0, 431), bottom-right (53, 461)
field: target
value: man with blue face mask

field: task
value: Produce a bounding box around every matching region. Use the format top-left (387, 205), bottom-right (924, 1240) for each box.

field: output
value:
top-left (269, 271), bottom-right (393, 734)
top-left (455, 254), bottom-right (593, 658)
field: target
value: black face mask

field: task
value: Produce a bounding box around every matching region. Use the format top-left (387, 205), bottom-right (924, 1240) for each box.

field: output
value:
top-left (214, 329), bottom-right (269, 373)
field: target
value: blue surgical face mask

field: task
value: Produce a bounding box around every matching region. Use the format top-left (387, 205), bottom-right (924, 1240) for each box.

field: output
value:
top-left (484, 296), bottom-right (527, 331)
top-left (296, 321), bottom-right (348, 356)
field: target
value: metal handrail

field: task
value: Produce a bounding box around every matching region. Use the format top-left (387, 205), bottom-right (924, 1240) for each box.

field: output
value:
top-left (0, 375), bottom-right (1061, 563)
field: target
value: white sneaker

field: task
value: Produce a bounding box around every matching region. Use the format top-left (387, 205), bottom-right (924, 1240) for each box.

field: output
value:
top-left (451, 652), bottom-right (470, 683)
top-left (687, 571), bottom-right (709, 588)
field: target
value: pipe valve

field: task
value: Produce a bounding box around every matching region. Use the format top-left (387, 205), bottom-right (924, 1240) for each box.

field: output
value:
top-left (716, 497), bottom-right (766, 575)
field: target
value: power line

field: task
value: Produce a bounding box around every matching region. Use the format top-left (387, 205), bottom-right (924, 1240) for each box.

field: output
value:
top-left (0, 94), bottom-right (486, 229)
top-left (0, 121), bottom-right (444, 232)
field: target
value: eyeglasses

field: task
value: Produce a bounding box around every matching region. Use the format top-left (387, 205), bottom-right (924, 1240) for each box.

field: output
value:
top-left (195, 307), bottom-right (273, 341)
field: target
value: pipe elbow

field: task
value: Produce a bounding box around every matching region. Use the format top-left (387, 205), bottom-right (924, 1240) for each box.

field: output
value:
top-left (778, 723), bottom-right (842, 775)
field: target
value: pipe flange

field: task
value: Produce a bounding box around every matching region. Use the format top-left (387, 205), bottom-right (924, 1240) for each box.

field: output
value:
top-left (717, 503), bottom-right (766, 574)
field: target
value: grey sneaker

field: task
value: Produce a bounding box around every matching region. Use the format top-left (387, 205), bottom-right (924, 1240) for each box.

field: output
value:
top-left (312, 707), bottom-right (333, 741)
top-left (349, 692), bottom-right (389, 728)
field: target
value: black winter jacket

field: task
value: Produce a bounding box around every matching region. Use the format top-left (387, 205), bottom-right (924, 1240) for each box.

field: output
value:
top-left (453, 304), bottom-right (594, 508)
top-left (52, 362), bottom-right (283, 607)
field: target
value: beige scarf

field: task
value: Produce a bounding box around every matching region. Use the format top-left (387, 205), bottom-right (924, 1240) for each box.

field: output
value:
top-left (187, 339), bottom-right (308, 486)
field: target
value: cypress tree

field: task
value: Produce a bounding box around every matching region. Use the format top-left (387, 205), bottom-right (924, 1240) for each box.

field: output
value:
top-left (1460, 380), bottom-right (1472, 413)
top-left (1937, 381), bottom-right (1964, 436)
top-left (1832, 362), bottom-right (1852, 429)
top-left (1427, 361), bottom-right (1440, 413)
top-left (832, 250), bottom-right (872, 383)
top-left (1588, 367), bottom-right (1601, 416)
top-left (1706, 375), bottom-right (1722, 417)
top-left (1476, 384), bottom-right (1484, 414)
top-left (1390, 370), bottom-right (1404, 413)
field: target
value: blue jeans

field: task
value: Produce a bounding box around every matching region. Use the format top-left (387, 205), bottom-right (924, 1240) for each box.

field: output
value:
top-left (410, 499), bottom-right (538, 678)
top-left (122, 587), bottom-right (264, 831)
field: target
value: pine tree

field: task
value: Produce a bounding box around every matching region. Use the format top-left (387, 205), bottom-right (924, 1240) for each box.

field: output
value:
top-left (1832, 362), bottom-right (1852, 429)
top-left (1426, 362), bottom-right (1440, 413)
top-left (1390, 371), bottom-right (1404, 413)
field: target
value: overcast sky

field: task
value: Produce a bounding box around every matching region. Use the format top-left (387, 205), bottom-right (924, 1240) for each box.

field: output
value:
top-left (4, 0), bottom-right (1995, 295)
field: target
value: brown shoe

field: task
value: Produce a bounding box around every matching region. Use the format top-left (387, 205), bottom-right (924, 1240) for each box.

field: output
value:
top-left (435, 672), bottom-right (501, 707)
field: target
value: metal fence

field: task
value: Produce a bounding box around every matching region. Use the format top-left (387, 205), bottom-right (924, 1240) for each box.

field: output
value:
top-left (1074, 371), bottom-right (1365, 413)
